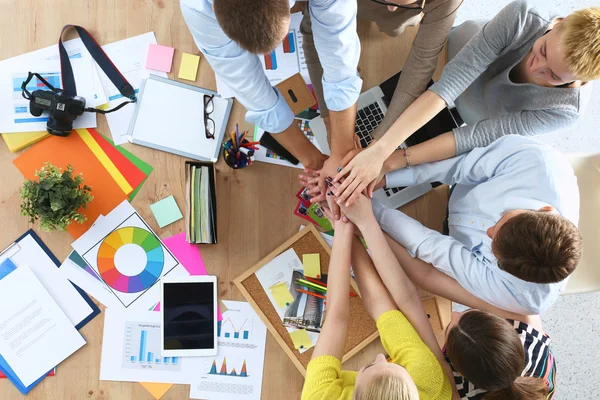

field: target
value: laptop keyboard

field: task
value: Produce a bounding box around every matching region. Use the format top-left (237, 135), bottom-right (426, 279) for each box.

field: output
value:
top-left (355, 102), bottom-right (384, 148)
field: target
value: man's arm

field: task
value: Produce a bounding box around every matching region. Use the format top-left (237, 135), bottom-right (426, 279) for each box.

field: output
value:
top-left (382, 234), bottom-right (531, 320)
top-left (180, 0), bottom-right (325, 169)
top-left (310, 0), bottom-right (362, 161)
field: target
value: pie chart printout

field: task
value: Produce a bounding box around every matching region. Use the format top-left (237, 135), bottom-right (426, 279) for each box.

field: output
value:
top-left (97, 227), bottom-right (165, 293)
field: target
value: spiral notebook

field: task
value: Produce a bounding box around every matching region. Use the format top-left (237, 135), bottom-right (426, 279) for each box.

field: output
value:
top-left (127, 74), bottom-right (233, 162)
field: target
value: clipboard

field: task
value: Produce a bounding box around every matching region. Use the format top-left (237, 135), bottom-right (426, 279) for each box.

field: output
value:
top-left (0, 230), bottom-right (97, 394)
top-left (0, 229), bottom-right (100, 330)
top-left (127, 74), bottom-right (233, 162)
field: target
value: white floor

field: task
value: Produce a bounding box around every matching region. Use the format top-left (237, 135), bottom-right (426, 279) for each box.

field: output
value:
top-left (453, 2), bottom-right (599, 398)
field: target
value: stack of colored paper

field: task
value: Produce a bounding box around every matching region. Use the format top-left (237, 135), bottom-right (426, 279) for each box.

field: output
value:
top-left (13, 128), bottom-right (153, 239)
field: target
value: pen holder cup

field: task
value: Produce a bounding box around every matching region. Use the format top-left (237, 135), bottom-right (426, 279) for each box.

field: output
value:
top-left (223, 138), bottom-right (252, 169)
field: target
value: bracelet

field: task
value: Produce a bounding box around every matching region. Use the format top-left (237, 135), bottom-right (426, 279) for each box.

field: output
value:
top-left (403, 148), bottom-right (411, 169)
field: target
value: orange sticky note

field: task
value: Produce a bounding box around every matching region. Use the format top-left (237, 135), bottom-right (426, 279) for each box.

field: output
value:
top-left (303, 253), bottom-right (321, 279)
top-left (139, 383), bottom-right (173, 399)
top-left (269, 282), bottom-right (294, 308)
top-left (13, 132), bottom-right (128, 239)
top-left (289, 329), bottom-right (313, 350)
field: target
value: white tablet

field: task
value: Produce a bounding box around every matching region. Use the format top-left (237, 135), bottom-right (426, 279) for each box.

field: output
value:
top-left (160, 275), bottom-right (218, 357)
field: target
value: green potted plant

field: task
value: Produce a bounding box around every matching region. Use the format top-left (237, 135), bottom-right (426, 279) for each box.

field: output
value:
top-left (20, 162), bottom-right (93, 231)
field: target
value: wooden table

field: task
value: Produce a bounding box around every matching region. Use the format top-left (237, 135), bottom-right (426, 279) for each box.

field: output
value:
top-left (0, 1), bottom-right (450, 399)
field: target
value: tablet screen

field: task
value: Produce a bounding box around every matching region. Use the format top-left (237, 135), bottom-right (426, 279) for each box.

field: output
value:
top-left (163, 282), bottom-right (215, 350)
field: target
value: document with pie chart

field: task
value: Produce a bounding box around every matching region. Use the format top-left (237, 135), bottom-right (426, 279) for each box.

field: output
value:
top-left (72, 200), bottom-right (182, 310)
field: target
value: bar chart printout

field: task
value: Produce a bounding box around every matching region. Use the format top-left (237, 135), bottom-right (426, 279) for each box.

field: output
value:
top-left (122, 321), bottom-right (181, 371)
top-left (218, 317), bottom-right (250, 340)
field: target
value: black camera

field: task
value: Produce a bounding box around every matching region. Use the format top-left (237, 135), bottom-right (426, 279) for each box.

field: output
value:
top-left (29, 89), bottom-right (86, 137)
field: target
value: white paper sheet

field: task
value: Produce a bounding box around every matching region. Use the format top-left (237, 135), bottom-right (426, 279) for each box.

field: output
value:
top-left (100, 308), bottom-right (204, 384)
top-left (0, 57), bottom-right (97, 133)
top-left (72, 200), bottom-right (184, 311)
top-left (98, 32), bottom-right (167, 144)
top-left (189, 301), bottom-right (267, 400)
top-left (290, 12), bottom-right (311, 85)
top-left (0, 234), bottom-right (95, 328)
top-left (0, 266), bottom-right (86, 386)
top-left (254, 249), bottom-right (321, 352)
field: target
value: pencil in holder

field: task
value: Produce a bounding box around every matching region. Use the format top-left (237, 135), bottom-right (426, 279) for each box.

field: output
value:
top-left (222, 124), bottom-right (259, 169)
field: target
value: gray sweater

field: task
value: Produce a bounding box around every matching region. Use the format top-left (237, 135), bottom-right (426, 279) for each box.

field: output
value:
top-left (429, 0), bottom-right (593, 154)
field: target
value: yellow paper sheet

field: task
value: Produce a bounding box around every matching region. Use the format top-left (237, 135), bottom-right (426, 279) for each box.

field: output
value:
top-left (139, 382), bottom-right (173, 399)
top-left (289, 329), bottom-right (313, 350)
top-left (76, 129), bottom-right (133, 194)
top-left (2, 131), bottom-right (50, 153)
top-left (178, 53), bottom-right (200, 81)
top-left (269, 282), bottom-right (294, 308)
top-left (302, 253), bottom-right (321, 279)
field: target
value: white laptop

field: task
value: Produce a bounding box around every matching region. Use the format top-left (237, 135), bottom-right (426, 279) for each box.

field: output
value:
top-left (310, 71), bottom-right (461, 209)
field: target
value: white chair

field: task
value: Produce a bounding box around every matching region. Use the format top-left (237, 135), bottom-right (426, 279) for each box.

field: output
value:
top-left (562, 154), bottom-right (600, 295)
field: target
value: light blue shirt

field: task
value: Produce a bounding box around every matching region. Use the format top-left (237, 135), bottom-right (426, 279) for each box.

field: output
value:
top-left (377, 135), bottom-right (580, 314)
top-left (180, 0), bottom-right (362, 133)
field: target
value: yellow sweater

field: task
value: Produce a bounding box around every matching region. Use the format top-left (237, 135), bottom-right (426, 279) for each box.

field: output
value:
top-left (301, 310), bottom-right (452, 400)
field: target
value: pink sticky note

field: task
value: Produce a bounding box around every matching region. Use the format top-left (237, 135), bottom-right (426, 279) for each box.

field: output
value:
top-left (153, 232), bottom-right (223, 321)
top-left (145, 44), bottom-right (175, 73)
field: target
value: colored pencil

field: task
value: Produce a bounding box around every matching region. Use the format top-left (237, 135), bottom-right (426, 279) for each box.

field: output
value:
top-left (297, 288), bottom-right (326, 300)
top-left (295, 280), bottom-right (327, 293)
top-left (297, 278), bottom-right (327, 291)
top-left (302, 277), bottom-right (358, 297)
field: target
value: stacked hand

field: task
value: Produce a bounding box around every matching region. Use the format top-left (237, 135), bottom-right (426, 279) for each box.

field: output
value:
top-left (333, 143), bottom-right (387, 207)
top-left (299, 156), bottom-right (345, 221)
top-left (320, 178), bottom-right (375, 230)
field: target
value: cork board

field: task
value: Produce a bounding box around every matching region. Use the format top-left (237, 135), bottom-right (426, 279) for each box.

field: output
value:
top-left (234, 225), bottom-right (379, 376)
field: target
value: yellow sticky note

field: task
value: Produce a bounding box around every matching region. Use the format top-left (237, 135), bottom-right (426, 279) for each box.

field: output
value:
top-left (303, 253), bottom-right (321, 279)
top-left (139, 382), bottom-right (173, 399)
top-left (289, 329), bottom-right (313, 350)
top-left (178, 53), bottom-right (200, 81)
top-left (269, 282), bottom-right (294, 308)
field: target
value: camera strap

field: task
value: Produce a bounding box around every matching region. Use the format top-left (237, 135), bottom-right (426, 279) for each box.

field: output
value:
top-left (58, 25), bottom-right (136, 114)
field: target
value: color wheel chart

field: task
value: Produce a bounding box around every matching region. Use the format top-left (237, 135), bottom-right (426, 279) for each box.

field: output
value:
top-left (97, 227), bottom-right (164, 293)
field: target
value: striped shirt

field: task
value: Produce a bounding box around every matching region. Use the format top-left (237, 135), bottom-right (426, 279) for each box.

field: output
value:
top-left (444, 320), bottom-right (556, 399)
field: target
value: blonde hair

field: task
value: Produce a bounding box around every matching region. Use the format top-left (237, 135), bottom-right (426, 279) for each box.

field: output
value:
top-left (353, 373), bottom-right (419, 400)
top-left (559, 8), bottom-right (600, 81)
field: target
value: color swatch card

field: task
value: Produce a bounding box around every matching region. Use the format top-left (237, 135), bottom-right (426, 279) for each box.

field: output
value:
top-left (190, 301), bottom-right (267, 400)
top-left (71, 200), bottom-right (184, 310)
top-left (145, 44), bottom-right (175, 73)
top-left (150, 196), bottom-right (183, 228)
top-left (178, 53), bottom-right (200, 81)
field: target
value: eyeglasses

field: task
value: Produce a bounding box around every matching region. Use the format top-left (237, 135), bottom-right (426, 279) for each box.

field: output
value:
top-left (204, 94), bottom-right (215, 140)
top-left (370, 0), bottom-right (425, 10)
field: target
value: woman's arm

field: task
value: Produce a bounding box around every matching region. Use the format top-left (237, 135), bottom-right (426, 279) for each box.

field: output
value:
top-left (342, 196), bottom-right (459, 399)
top-left (310, 218), bottom-right (355, 360)
top-left (349, 236), bottom-right (400, 322)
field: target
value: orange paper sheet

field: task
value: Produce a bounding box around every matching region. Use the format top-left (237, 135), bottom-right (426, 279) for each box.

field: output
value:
top-left (139, 382), bottom-right (173, 399)
top-left (13, 132), bottom-right (128, 239)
